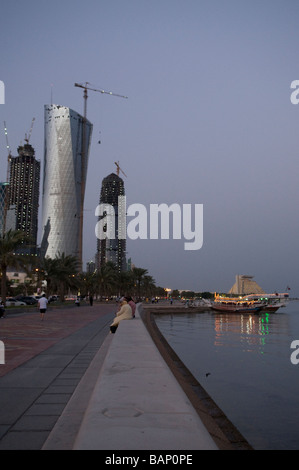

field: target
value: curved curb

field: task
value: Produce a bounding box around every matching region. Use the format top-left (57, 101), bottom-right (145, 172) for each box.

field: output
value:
top-left (140, 306), bottom-right (253, 451)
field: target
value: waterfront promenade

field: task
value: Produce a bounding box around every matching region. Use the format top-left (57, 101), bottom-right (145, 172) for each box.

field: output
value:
top-left (0, 301), bottom-right (250, 450)
top-left (0, 303), bottom-right (115, 449)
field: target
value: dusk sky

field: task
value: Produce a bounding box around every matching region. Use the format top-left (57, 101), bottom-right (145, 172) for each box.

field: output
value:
top-left (1, 0), bottom-right (299, 295)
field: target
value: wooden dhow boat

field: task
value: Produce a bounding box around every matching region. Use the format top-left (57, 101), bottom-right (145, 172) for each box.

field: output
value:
top-left (211, 295), bottom-right (264, 313)
top-left (211, 292), bottom-right (290, 313)
top-left (241, 293), bottom-right (290, 312)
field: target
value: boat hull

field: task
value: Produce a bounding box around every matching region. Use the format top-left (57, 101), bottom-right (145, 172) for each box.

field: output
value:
top-left (211, 305), bottom-right (262, 313)
top-left (261, 306), bottom-right (280, 312)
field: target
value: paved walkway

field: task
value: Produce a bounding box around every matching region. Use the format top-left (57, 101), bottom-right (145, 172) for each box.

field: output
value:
top-left (71, 305), bottom-right (218, 451)
top-left (0, 302), bottom-right (251, 451)
top-left (0, 303), bottom-right (115, 449)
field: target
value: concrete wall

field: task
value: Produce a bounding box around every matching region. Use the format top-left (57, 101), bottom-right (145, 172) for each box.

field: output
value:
top-left (73, 304), bottom-right (218, 450)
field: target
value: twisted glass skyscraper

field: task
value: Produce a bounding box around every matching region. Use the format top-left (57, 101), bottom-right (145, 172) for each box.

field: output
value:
top-left (41, 104), bottom-right (92, 261)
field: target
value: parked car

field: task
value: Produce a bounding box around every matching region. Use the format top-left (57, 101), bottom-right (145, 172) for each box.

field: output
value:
top-left (4, 298), bottom-right (26, 306)
top-left (15, 296), bottom-right (38, 305)
top-left (48, 295), bottom-right (59, 303)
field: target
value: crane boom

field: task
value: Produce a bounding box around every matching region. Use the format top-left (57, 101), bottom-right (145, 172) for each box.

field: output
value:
top-left (74, 82), bottom-right (128, 99)
top-left (4, 121), bottom-right (11, 159)
top-left (74, 81), bottom-right (128, 270)
top-left (114, 161), bottom-right (127, 178)
top-left (4, 121), bottom-right (12, 183)
top-left (3, 121), bottom-right (12, 235)
top-left (25, 117), bottom-right (35, 144)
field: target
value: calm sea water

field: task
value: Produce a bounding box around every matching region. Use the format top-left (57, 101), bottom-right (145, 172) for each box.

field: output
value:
top-left (154, 301), bottom-right (299, 450)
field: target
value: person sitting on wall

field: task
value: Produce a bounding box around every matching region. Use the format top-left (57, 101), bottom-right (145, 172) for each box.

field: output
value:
top-left (110, 300), bottom-right (132, 333)
top-left (125, 296), bottom-right (136, 318)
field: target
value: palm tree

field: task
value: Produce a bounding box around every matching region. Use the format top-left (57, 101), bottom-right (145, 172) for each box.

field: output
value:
top-left (141, 274), bottom-right (156, 298)
top-left (77, 271), bottom-right (97, 298)
top-left (41, 256), bottom-right (59, 296)
top-left (54, 252), bottom-right (80, 301)
top-left (0, 229), bottom-right (28, 306)
top-left (95, 262), bottom-right (117, 299)
top-left (41, 252), bottom-right (80, 300)
top-left (132, 267), bottom-right (148, 300)
top-left (115, 270), bottom-right (134, 297)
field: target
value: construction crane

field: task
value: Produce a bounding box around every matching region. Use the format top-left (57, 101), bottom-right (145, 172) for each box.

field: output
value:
top-left (3, 122), bottom-right (12, 235)
top-left (4, 121), bottom-right (12, 158)
top-left (3, 121), bottom-right (12, 181)
top-left (74, 82), bottom-right (128, 269)
top-left (74, 82), bottom-right (128, 125)
top-left (24, 117), bottom-right (35, 144)
top-left (114, 161), bottom-right (127, 178)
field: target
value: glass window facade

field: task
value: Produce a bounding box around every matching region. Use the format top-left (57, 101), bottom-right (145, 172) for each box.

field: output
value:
top-left (41, 104), bottom-right (92, 260)
top-left (8, 144), bottom-right (40, 254)
top-left (96, 173), bottom-right (127, 273)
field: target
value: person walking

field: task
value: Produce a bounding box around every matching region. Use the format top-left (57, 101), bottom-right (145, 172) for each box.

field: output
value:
top-left (38, 294), bottom-right (48, 321)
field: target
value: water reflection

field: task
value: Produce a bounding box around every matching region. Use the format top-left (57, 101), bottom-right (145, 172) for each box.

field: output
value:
top-left (212, 311), bottom-right (289, 353)
top-left (155, 304), bottom-right (298, 449)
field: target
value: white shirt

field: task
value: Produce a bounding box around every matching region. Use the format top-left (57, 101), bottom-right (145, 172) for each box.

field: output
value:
top-left (38, 297), bottom-right (48, 309)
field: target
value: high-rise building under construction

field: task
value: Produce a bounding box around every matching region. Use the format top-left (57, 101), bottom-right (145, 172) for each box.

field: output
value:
top-left (8, 143), bottom-right (40, 254)
top-left (40, 104), bottom-right (93, 262)
top-left (96, 172), bottom-right (126, 273)
top-left (0, 182), bottom-right (15, 236)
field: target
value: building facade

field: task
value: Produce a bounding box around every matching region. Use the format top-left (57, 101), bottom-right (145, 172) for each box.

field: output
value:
top-left (0, 182), bottom-right (9, 236)
top-left (96, 172), bottom-right (126, 273)
top-left (8, 144), bottom-right (40, 253)
top-left (228, 275), bottom-right (265, 295)
top-left (41, 104), bottom-right (93, 261)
